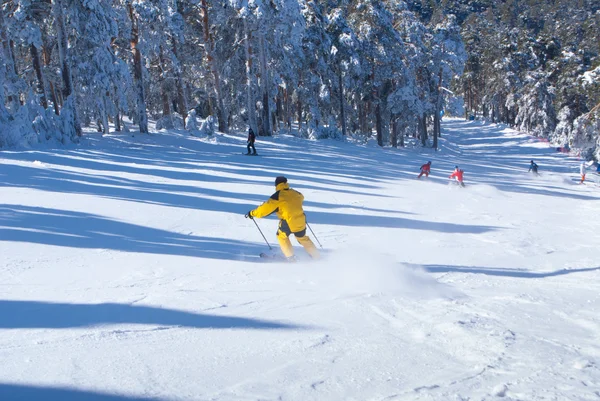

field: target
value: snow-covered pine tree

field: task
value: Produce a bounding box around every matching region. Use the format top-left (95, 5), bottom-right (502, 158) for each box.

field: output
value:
top-left (326, 6), bottom-right (361, 138)
top-left (386, 3), bottom-right (425, 146)
top-left (66, 0), bottom-right (129, 136)
top-left (52, 0), bottom-right (82, 139)
top-left (347, 0), bottom-right (408, 146)
top-left (197, 0), bottom-right (228, 132)
top-left (429, 14), bottom-right (466, 148)
top-left (515, 72), bottom-right (556, 139)
top-left (125, 0), bottom-right (149, 133)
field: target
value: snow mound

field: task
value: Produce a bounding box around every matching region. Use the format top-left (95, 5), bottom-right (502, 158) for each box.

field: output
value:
top-left (312, 250), bottom-right (461, 299)
top-left (467, 183), bottom-right (507, 198)
top-left (538, 173), bottom-right (577, 186)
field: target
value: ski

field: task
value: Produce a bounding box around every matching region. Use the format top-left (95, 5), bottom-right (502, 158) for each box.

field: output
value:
top-left (259, 252), bottom-right (288, 262)
top-left (242, 153), bottom-right (260, 156)
top-left (259, 252), bottom-right (282, 259)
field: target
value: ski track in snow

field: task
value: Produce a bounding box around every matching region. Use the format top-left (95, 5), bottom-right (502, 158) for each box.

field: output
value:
top-left (1, 119), bottom-right (600, 401)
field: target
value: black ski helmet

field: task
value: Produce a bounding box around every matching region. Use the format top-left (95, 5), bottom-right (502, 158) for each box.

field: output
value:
top-left (275, 176), bottom-right (288, 186)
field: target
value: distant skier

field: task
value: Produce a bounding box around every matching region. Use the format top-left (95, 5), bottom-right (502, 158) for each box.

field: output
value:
top-left (246, 128), bottom-right (257, 155)
top-left (528, 160), bottom-right (539, 175)
top-left (580, 161), bottom-right (586, 184)
top-left (245, 176), bottom-right (320, 262)
top-left (449, 166), bottom-right (465, 187)
top-left (417, 161), bottom-right (432, 179)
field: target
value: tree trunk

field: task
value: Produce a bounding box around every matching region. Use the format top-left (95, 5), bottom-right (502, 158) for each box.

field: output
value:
top-left (433, 68), bottom-right (443, 149)
top-left (391, 118), bottom-right (398, 148)
top-left (419, 114), bottom-right (427, 146)
top-left (159, 47), bottom-right (171, 117)
top-left (271, 105), bottom-right (277, 133)
top-left (464, 81), bottom-right (470, 120)
top-left (127, 1), bottom-right (148, 134)
top-left (365, 100), bottom-right (373, 135)
top-left (433, 110), bottom-right (439, 148)
top-left (285, 87), bottom-right (291, 128)
top-left (42, 46), bottom-right (60, 115)
top-left (375, 103), bottom-right (383, 146)
top-left (201, 0), bottom-right (227, 132)
top-left (53, 0), bottom-right (82, 137)
top-left (49, 81), bottom-right (60, 112)
top-left (358, 101), bottom-right (366, 135)
top-left (338, 66), bottom-right (346, 136)
top-left (275, 86), bottom-right (283, 130)
top-left (1, 8), bottom-right (18, 110)
top-left (30, 44), bottom-right (48, 109)
top-left (0, 52), bottom-right (7, 120)
top-left (258, 33), bottom-right (271, 136)
top-left (171, 37), bottom-right (188, 127)
top-left (399, 123), bottom-right (405, 147)
top-left (101, 92), bottom-right (110, 135)
top-left (115, 96), bottom-right (122, 131)
top-left (282, 86), bottom-right (290, 129)
top-left (243, 18), bottom-right (257, 135)
top-left (297, 73), bottom-right (302, 132)
top-left (161, 88), bottom-right (171, 118)
top-left (9, 40), bottom-right (18, 78)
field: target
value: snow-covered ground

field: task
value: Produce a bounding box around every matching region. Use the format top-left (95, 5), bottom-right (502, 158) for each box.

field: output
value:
top-left (1, 119), bottom-right (599, 401)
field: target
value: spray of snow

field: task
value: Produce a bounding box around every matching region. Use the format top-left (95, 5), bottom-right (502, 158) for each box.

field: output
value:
top-left (467, 183), bottom-right (508, 198)
top-left (307, 250), bottom-right (461, 299)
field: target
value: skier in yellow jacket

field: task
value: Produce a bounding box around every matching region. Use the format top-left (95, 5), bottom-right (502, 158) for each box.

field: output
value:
top-left (245, 176), bottom-right (320, 262)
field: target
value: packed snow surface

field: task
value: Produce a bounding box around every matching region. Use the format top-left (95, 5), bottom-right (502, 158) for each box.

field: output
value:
top-left (1, 119), bottom-right (599, 400)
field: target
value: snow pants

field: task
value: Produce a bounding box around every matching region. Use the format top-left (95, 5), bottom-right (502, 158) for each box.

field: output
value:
top-left (453, 177), bottom-right (465, 187)
top-left (277, 220), bottom-right (320, 259)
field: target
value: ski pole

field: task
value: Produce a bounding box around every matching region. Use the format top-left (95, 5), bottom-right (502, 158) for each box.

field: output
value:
top-left (306, 222), bottom-right (323, 249)
top-left (252, 218), bottom-right (272, 250)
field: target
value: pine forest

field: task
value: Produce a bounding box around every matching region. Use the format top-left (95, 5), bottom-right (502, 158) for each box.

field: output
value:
top-left (1, 0), bottom-right (599, 159)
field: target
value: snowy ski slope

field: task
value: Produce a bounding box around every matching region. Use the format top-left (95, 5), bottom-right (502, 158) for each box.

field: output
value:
top-left (1, 119), bottom-right (599, 401)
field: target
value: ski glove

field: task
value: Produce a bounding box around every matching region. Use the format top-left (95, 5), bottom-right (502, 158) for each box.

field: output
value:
top-left (245, 211), bottom-right (254, 219)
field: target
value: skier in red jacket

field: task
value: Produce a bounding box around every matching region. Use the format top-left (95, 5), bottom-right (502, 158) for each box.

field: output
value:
top-left (449, 166), bottom-right (465, 187)
top-left (417, 161), bottom-right (432, 179)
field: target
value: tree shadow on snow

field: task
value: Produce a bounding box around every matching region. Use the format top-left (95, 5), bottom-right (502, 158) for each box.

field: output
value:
top-left (0, 300), bottom-right (305, 330)
top-left (307, 210), bottom-right (499, 233)
top-left (1, 136), bottom-right (393, 196)
top-left (0, 204), bottom-right (266, 261)
top-left (0, 162), bottom-right (404, 218)
top-left (0, 199), bottom-right (485, 262)
top-left (421, 264), bottom-right (600, 278)
top-left (0, 383), bottom-right (169, 401)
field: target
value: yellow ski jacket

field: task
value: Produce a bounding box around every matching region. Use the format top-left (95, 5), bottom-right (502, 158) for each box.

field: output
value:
top-left (250, 182), bottom-right (307, 232)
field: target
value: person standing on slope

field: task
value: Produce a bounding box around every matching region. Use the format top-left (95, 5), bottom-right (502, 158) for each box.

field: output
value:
top-left (528, 160), bottom-right (539, 175)
top-left (246, 127), bottom-right (257, 155)
top-left (449, 166), bottom-right (465, 187)
top-left (245, 176), bottom-right (320, 262)
top-left (580, 161), bottom-right (586, 184)
top-left (417, 161), bottom-right (432, 179)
